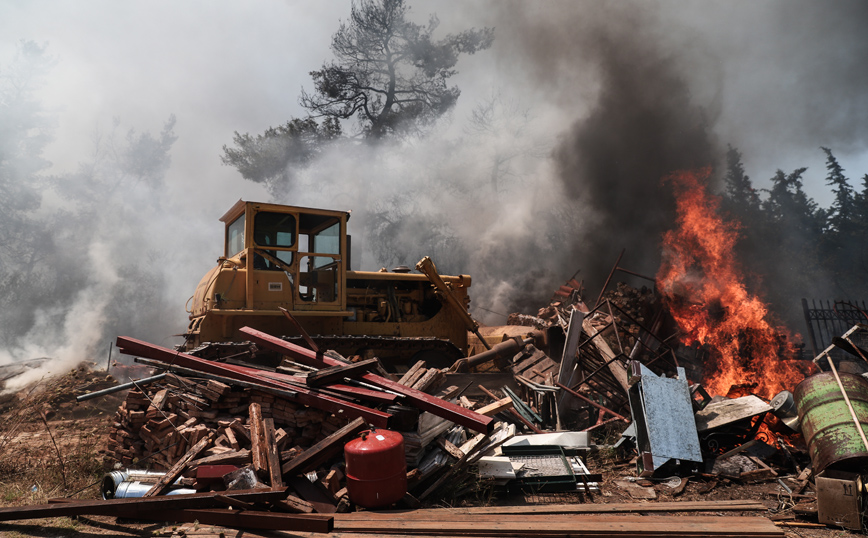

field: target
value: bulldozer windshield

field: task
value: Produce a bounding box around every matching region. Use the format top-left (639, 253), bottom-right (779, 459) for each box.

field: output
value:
top-left (226, 213), bottom-right (245, 257)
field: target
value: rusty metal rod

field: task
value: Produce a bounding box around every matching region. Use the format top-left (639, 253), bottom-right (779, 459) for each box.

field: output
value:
top-left (555, 382), bottom-right (628, 422)
top-left (582, 416), bottom-right (624, 432)
top-left (614, 266), bottom-right (657, 282)
top-left (595, 249), bottom-right (625, 307)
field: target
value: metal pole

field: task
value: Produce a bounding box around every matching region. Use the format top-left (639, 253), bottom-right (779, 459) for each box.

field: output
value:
top-left (76, 373), bottom-right (167, 402)
top-left (106, 341), bottom-right (113, 372)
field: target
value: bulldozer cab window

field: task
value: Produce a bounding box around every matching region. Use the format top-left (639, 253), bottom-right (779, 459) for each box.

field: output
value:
top-left (296, 215), bottom-right (342, 303)
top-left (253, 212), bottom-right (296, 248)
top-left (312, 222), bottom-right (340, 268)
top-left (226, 214), bottom-right (245, 257)
top-left (252, 212), bottom-right (297, 271)
top-left (298, 255), bottom-right (338, 303)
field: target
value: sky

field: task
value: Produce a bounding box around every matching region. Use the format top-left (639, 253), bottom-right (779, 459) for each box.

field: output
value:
top-left (2, 0), bottom-right (868, 379)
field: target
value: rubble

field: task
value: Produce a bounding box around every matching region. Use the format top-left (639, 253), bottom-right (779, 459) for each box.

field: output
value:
top-left (7, 277), bottom-right (868, 536)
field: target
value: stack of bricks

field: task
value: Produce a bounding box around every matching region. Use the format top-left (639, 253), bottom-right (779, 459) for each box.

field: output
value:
top-left (103, 373), bottom-right (350, 470)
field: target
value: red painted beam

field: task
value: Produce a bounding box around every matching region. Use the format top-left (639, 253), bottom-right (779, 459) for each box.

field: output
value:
top-left (239, 327), bottom-right (494, 434)
top-left (241, 327), bottom-right (330, 368)
top-left (115, 337), bottom-right (390, 428)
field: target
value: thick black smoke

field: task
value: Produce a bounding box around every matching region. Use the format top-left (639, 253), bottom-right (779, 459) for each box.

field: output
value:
top-left (484, 0), bottom-right (868, 324)
top-left (488, 1), bottom-right (721, 297)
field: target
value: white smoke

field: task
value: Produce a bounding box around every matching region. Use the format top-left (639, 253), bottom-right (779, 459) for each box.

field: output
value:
top-left (1, 0), bottom-right (867, 380)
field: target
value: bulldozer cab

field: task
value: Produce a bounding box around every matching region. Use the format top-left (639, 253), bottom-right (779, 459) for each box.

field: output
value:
top-left (218, 200), bottom-right (349, 311)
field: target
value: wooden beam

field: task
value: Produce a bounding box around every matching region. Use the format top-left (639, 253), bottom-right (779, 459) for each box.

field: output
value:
top-left (264, 418), bottom-right (284, 488)
top-left (332, 500), bottom-right (769, 518)
top-left (0, 488), bottom-right (287, 520)
top-left (272, 495), bottom-right (316, 514)
top-left (475, 396), bottom-right (513, 417)
top-left (332, 515), bottom-right (783, 536)
top-left (248, 402), bottom-right (268, 478)
top-left (130, 508), bottom-right (333, 533)
top-left (398, 360), bottom-right (427, 386)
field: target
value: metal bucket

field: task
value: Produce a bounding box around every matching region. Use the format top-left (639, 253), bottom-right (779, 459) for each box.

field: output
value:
top-left (794, 372), bottom-right (868, 473)
top-left (771, 390), bottom-right (800, 432)
top-left (101, 470), bottom-right (193, 499)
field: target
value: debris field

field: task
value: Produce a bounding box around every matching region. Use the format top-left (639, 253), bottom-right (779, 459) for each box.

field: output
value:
top-left (2, 270), bottom-right (868, 538)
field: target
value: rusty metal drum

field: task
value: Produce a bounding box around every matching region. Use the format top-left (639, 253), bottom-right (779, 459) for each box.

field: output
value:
top-left (344, 428), bottom-right (407, 508)
top-left (794, 372), bottom-right (868, 473)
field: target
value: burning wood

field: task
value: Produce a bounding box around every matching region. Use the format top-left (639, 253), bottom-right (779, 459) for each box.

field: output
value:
top-left (657, 168), bottom-right (816, 399)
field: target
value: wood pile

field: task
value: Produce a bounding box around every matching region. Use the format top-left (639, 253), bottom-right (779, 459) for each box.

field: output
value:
top-left (105, 373), bottom-right (343, 470)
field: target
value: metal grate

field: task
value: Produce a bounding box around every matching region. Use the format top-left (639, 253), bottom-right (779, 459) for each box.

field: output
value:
top-left (801, 299), bottom-right (868, 358)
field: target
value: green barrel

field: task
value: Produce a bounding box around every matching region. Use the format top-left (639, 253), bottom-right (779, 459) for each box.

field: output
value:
top-left (794, 372), bottom-right (868, 473)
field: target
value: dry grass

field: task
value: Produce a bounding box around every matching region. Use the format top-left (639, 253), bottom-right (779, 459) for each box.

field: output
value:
top-left (0, 367), bottom-right (117, 506)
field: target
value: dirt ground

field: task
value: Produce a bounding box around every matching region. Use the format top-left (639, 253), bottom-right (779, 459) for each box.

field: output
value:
top-left (0, 363), bottom-right (859, 538)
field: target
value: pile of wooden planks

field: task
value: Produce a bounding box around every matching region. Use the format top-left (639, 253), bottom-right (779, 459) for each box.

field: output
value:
top-left (105, 373), bottom-right (340, 469)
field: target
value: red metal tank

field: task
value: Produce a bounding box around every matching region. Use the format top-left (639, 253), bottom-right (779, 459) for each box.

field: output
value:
top-left (344, 427), bottom-right (406, 508)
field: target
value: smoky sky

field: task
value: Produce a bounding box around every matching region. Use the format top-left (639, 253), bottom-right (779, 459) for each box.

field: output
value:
top-left (485, 0), bottom-right (868, 295)
top-left (1, 0), bottom-right (868, 380)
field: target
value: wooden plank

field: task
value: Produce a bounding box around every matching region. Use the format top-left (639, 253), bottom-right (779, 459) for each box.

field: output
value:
top-left (240, 327), bottom-right (494, 434)
top-left (264, 418), bottom-right (283, 488)
top-left (333, 500), bottom-right (768, 518)
top-left (332, 515), bottom-right (783, 536)
top-left (411, 368), bottom-right (445, 392)
top-left (398, 360), bottom-right (427, 386)
top-left (475, 396), bottom-right (513, 417)
top-left (306, 358), bottom-right (379, 387)
top-left (281, 416), bottom-right (366, 477)
top-left (272, 495), bottom-right (316, 514)
top-left (248, 402), bottom-right (268, 478)
top-left (131, 508), bottom-right (333, 533)
top-left (144, 430), bottom-right (216, 497)
top-left (0, 488), bottom-right (287, 521)
top-left (190, 449), bottom-right (251, 469)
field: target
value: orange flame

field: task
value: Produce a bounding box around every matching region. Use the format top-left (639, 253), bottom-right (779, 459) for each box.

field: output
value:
top-left (656, 168), bottom-right (814, 399)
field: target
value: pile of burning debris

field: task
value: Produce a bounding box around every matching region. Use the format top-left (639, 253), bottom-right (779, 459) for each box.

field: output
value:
top-left (6, 270), bottom-right (868, 537)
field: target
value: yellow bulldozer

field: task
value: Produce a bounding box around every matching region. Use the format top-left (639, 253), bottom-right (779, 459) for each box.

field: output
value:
top-left (183, 200), bottom-right (522, 369)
